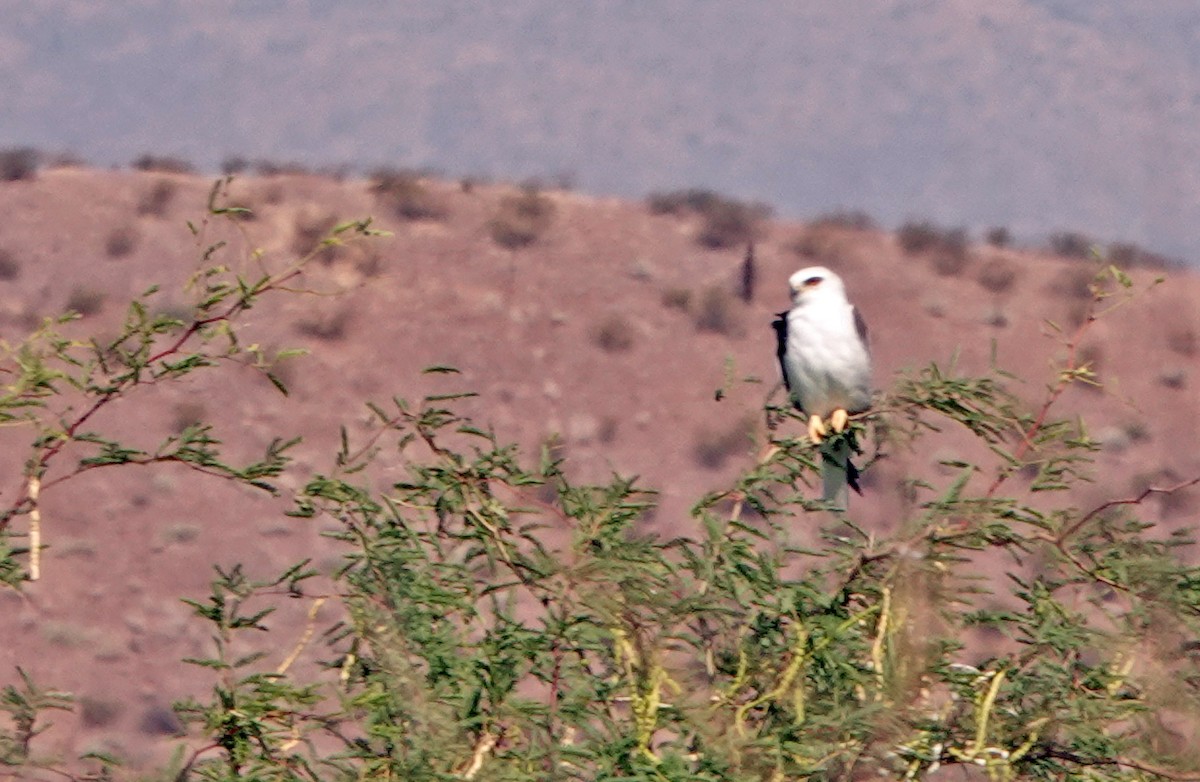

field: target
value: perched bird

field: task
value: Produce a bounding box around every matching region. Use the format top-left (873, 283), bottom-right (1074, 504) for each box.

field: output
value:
top-left (773, 266), bottom-right (872, 509)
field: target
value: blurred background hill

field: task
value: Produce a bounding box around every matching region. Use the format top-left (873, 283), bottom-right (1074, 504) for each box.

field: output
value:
top-left (5, 1), bottom-right (1200, 260)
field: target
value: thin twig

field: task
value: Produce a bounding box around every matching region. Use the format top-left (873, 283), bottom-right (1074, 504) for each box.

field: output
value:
top-left (27, 474), bottom-right (40, 581)
top-left (277, 597), bottom-right (327, 675)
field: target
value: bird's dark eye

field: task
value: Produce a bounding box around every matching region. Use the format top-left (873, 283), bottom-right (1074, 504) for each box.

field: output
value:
top-left (803, 276), bottom-right (823, 287)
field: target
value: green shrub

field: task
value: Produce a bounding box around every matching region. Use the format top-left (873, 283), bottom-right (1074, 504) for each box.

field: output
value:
top-left (0, 187), bottom-right (1196, 781)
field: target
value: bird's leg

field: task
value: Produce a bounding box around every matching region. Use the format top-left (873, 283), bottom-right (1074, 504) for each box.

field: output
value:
top-left (830, 408), bottom-right (849, 433)
top-left (807, 414), bottom-right (827, 442)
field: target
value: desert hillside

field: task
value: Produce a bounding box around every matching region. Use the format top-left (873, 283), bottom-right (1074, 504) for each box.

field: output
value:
top-left (0, 166), bottom-right (1197, 767)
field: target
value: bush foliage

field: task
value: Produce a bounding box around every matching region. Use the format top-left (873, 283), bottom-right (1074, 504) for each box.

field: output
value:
top-left (0, 182), bottom-right (1198, 781)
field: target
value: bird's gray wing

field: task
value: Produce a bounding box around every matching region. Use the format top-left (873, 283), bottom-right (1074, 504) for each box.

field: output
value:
top-left (771, 311), bottom-right (795, 400)
top-left (853, 306), bottom-right (869, 352)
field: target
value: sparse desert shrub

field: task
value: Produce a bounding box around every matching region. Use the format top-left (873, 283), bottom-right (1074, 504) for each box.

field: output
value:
top-left (696, 199), bottom-right (767, 249)
top-left (897, 221), bottom-right (938, 253)
top-left (597, 416), bottom-right (619, 444)
top-left (318, 163), bottom-right (351, 182)
top-left (355, 251), bottom-right (384, 278)
top-left (661, 287), bottom-right (692, 311)
top-left (136, 178), bottom-right (177, 217)
top-left (976, 257), bottom-right (1018, 295)
top-left (488, 187), bottom-right (555, 249)
top-left (0, 147), bottom-right (39, 181)
top-left (221, 155), bottom-right (250, 175)
top-left (1050, 265), bottom-right (1096, 302)
top-left (1108, 241), bottom-right (1172, 269)
top-left (291, 211), bottom-right (341, 263)
top-left (1124, 420), bottom-right (1151, 444)
top-left (132, 154), bottom-right (193, 174)
top-left (930, 248), bottom-right (970, 277)
top-left (65, 287), bottom-right (105, 316)
top-left (0, 249), bottom-right (19, 281)
top-left (1167, 325), bottom-right (1197, 357)
top-left (254, 159), bottom-right (311, 177)
top-left (138, 705), bottom-right (184, 737)
top-left (646, 188), bottom-right (770, 249)
top-left (790, 225), bottom-right (845, 262)
top-left (104, 224), bottom-right (139, 258)
top-left (897, 220), bottom-right (968, 259)
top-left (161, 522), bottom-right (201, 544)
top-left (42, 621), bottom-right (88, 648)
top-left (262, 183), bottom-right (285, 205)
top-left (44, 150), bottom-right (86, 169)
top-left (1106, 242), bottom-right (1139, 267)
top-left (79, 697), bottom-right (122, 728)
top-left (692, 415), bottom-right (753, 469)
top-left (810, 209), bottom-right (875, 230)
top-left (645, 188), bottom-right (723, 216)
top-left (592, 313), bottom-right (635, 352)
top-left (1048, 230), bottom-right (1093, 259)
top-left (1159, 368), bottom-right (1187, 389)
top-left (171, 402), bottom-right (207, 434)
top-left (369, 167), bottom-right (447, 221)
top-left (694, 285), bottom-right (740, 335)
top-left (985, 226), bottom-right (1012, 247)
top-left (296, 306), bottom-right (351, 341)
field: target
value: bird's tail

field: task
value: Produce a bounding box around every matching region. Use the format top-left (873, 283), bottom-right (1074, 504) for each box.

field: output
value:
top-left (820, 434), bottom-right (862, 511)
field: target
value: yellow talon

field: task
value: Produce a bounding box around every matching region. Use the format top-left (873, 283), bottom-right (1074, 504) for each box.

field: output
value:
top-left (830, 409), bottom-right (849, 433)
top-left (807, 414), bottom-right (827, 443)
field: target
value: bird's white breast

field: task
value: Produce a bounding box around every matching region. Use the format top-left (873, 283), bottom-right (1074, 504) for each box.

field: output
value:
top-left (784, 298), bottom-right (871, 417)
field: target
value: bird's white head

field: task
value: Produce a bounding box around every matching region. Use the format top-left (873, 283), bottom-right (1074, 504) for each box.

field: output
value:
top-left (788, 266), bottom-right (846, 305)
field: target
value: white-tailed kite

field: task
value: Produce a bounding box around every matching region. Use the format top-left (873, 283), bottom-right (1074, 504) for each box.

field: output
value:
top-left (773, 266), bottom-right (872, 509)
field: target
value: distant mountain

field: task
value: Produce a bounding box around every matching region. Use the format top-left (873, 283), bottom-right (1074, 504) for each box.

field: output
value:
top-left (3, 1), bottom-right (1200, 261)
